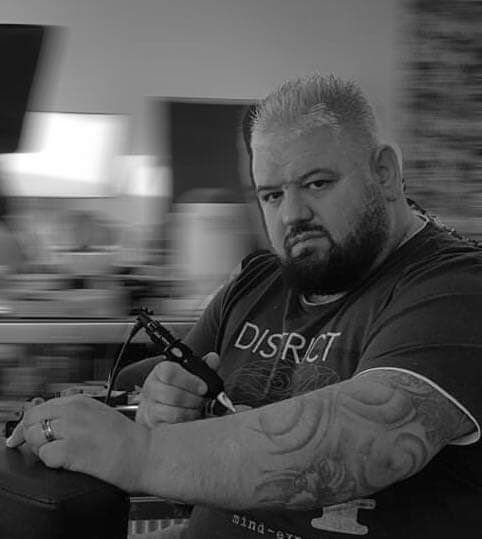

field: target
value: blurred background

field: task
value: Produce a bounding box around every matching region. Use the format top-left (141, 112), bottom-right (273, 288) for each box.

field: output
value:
top-left (0, 0), bottom-right (480, 421)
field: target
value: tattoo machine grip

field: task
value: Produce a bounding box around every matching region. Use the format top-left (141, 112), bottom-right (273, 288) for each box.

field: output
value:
top-left (164, 340), bottom-right (224, 399)
top-left (135, 309), bottom-right (235, 412)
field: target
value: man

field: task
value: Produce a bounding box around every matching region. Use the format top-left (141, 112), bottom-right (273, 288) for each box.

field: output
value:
top-left (7, 74), bottom-right (482, 538)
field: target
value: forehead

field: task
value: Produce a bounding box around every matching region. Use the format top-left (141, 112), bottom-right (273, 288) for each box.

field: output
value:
top-left (251, 127), bottom-right (346, 182)
top-left (252, 126), bottom-right (338, 156)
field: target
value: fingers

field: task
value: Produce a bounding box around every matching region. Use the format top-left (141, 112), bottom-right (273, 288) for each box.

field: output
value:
top-left (22, 400), bottom-right (62, 427)
top-left (142, 380), bottom-right (205, 409)
top-left (30, 418), bottom-right (65, 452)
top-left (6, 398), bottom-right (62, 448)
top-left (137, 359), bottom-right (214, 427)
top-left (38, 440), bottom-right (67, 469)
top-left (5, 422), bottom-right (25, 448)
top-left (151, 361), bottom-right (208, 395)
top-left (136, 353), bottom-right (222, 428)
top-left (148, 352), bottom-right (221, 396)
top-left (6, 416), bottom-right (64, 455)
top-left (5, 395), bottom-right (89, 451)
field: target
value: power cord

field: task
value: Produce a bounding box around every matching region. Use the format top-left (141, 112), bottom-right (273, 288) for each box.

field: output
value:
top-left (104, 320), bottom-right (143, 406)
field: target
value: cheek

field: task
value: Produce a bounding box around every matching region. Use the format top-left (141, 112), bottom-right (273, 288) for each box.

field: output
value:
top-left (325, 211), bottom-right (350, 238)
top-left (262, 211), bottom-right (284, 251)
top-left (320, 194), bottom-right (361, 238)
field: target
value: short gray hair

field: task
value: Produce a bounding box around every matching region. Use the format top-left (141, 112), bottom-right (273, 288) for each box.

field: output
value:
top-left (251, 73), bottom-right (380, 151)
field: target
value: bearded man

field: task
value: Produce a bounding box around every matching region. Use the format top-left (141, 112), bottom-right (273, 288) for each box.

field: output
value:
top-left (8, 74), bottom-right (482, 539)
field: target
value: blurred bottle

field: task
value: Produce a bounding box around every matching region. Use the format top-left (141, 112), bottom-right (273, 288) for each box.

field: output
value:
top-left (0, 174), bottom-right (29, 276)
top-left (168, 188), bottom-right (255, 312)
top-left (0, 265), bottom-right (13, 316)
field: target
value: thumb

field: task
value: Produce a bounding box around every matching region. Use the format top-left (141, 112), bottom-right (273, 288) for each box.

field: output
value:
top-left (6, 422), bottom-right (25, 448)
top-left (203, 352), bottom-right (221, 372)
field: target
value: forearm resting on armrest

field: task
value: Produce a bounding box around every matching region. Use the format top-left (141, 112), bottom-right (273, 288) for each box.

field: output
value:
top-left (137, 370), bottom-right (474, 511)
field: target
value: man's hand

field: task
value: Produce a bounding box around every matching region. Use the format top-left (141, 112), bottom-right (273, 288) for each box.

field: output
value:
top-left (136, 352), bottom-right (220, 427)
top-left (6, 395), bottom-right (150, 493)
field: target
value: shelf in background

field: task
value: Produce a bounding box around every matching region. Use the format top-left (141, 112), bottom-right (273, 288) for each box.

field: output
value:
top-left (0, 318), bottom-right (196, 343)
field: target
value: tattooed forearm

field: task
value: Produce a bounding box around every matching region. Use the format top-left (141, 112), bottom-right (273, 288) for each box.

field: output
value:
top-left (139, 370), bottom-right (474, 511)
top-left (244, 370), bottom-right (474, 510)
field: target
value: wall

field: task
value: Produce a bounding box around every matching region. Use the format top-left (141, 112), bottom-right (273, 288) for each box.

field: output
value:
top-left (397, 0), bottom-right (482, 238)
top-left (2, 0), bottom-right (401, 152)
top-left (2, 0), bottom-right (401, 252)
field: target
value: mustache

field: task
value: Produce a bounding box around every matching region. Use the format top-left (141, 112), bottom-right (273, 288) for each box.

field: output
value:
top-left (284, 225), bottom-right (329, 251)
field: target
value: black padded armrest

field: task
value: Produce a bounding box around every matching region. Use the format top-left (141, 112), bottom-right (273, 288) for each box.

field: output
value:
top-left (0, 441), bottom-right (129, 539)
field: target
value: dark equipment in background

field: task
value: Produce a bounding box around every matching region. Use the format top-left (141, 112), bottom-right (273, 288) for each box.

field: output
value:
top-left (0, 24), bottom-right (46, 154)
top-left (163, 99), bottom-right (252, 203)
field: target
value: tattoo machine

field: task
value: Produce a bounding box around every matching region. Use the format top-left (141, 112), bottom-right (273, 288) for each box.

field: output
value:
top-left (135, 309), bottom-right (236, 414)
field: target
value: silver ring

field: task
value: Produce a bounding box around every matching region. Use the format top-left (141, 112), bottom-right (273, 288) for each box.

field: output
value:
top-left (41, 418), bottom-right (55, 443)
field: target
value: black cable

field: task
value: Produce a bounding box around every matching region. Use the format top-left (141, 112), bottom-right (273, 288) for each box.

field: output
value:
top-left (104, 322), bottom-right (142, 406)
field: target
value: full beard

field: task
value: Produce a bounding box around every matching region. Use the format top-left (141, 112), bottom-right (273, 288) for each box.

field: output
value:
top-left (277, 196), bottom-right (389, 295)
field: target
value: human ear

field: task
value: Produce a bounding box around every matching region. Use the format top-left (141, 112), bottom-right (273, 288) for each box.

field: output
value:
top-left (370, 144), bottom-right (403, 201)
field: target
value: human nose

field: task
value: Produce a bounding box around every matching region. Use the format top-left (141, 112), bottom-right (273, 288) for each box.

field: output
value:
top-left (280, 188), bottom-right (313, 226)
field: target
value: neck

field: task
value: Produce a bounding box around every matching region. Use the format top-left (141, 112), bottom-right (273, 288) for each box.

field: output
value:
top-left (370, 207), bottom-right (425, 274)
top-left (395, 207), bottom-right (426, 247)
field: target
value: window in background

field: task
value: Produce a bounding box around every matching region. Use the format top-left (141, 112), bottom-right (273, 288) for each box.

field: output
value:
top-left (0, 112), bottom-right (128, 197)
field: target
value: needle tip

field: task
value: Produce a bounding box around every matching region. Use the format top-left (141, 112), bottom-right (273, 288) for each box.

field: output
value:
top-left (217, 392), bottom-right (237, 414)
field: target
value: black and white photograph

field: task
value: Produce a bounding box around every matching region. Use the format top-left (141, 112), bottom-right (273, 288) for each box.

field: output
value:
top-left (0, 1), bottom-right (481, 537)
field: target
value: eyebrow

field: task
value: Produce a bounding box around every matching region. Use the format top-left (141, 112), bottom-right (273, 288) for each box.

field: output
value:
top-left (256, 168), bottom-right (337, 193)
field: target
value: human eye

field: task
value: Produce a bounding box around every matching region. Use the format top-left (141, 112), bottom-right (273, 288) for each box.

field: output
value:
top-left (260, 190), bottom-right (283, 204)
top-left (305, 179), bottom-right (329, 191)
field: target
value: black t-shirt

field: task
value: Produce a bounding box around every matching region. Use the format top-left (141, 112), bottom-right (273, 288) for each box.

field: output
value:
top-left (185, 222), bottom-right (482, 539)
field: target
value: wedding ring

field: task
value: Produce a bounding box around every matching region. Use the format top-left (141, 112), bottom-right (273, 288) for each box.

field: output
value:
top-left (41, 418), bottom-right (55, 443)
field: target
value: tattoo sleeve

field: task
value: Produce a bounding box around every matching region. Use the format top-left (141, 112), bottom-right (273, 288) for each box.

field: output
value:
top-left (243, 370), bottom-right (475, 510)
